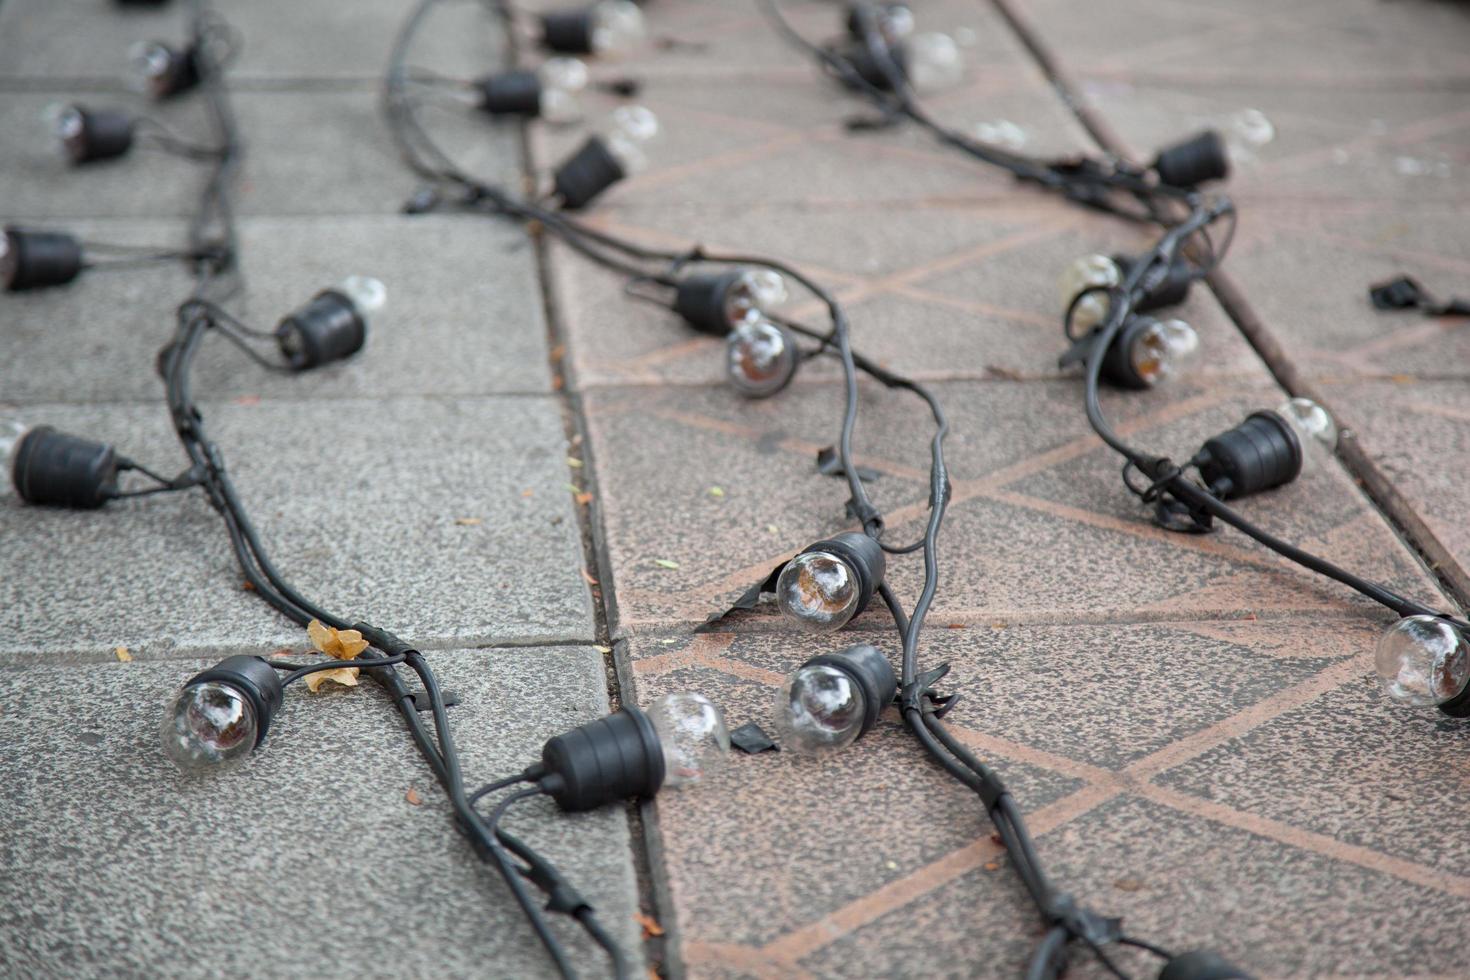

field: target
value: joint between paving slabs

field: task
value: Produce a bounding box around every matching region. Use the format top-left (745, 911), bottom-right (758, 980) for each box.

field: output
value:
top-left (501, 22), bottom-right (681, 975)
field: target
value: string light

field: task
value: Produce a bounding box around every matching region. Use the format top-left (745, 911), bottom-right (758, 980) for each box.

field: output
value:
top-left (475, 57), bottom-right (588, 122)
top-left (550, 105), bottom-right (658, 209)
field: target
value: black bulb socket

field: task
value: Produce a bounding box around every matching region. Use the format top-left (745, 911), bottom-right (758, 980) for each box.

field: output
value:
top-left (538, 707), bottom-right (665, 811)
top-left (1437, 678), bottom-right (1470, 719)
top-left (141, 42), bottom-right (202, 100)
top-left (10, 426), bottom-right (119, 508)
top-left (1113, 254), bottom-right (1193, 313)
top-left (184, 655), bottom-right (285, 749)
top-left (60, 107), bottom-right (136, 165)
top-left (1195, 411), bottom-right (1302, 500)
top-left (801, 531), bottom-right (886, 618)
top-left (844, 3), bottom-right (909, 39)
top-left (1099, 316), bottom-right (1166, 390)
top-left (833, 38), bottom-right (909, 91)
top-left (800, 644), bottom-right (897, 741)
top-left (540, 9), bottom-right (596, 54)
top-left (1153, 130), bottom-right (1230, 188)
top-left (2, 228), bottom-right (83, 292)
top-left (674, 270), bottom-right (748, 336)
top-left (274, 290), bottom-right (366, 371)
top-left (475, 70), bottom-right (545, 116)
top-left (552, 136), bottom-right (625, 210)
top-left (1158, 950), bottom-right (1254, 980)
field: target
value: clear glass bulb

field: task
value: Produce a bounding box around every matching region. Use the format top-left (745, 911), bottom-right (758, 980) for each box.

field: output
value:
top-left (880, 5), bottom-right (915, 40)
top-left (604, 105), bottom-right (658, 176)
top-left (1058, 254), bottom-right (1121, 331)
top-left (1375, 615), bottom-right (1470, 707)
top-left (589, 0), bottom-right (645, 55)
top-left (336, 275), bottom-right (387, 317)
top-left (723, 270), bottom-right (788, 325)
top-left (128, 41), bottom-right (173, 96)
top-left (1, 417), bottom-right (30, 497)
top-left (906, 33), bottom-right (964, 93)
top-left (538, 57), bottom-right (587, 123)
top-left (160, 680), bottom-right (259, 773)
top-left (0, 230), bottom-right (18, 292)
top-left (1128, 317), bottom-right (1198, 386)
top-left (1274, 397), bottom-right (1337, 475)
top-left (725, 319), bottom-right (797, 398)
top-left (773, 663), bottom-right (866, 754)
top-left (647, 692), bottom-right (729, 789)
top-left (42, 103), bottom-right (85, 160)
top-left (776, 550), bottom-right (860, 632)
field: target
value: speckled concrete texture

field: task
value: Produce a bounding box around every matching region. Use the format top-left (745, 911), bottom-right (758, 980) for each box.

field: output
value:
top-left (0, 397), bottom-right (594, 659)
top-left (0, 648), bottom-right (643, 978)
top-left (5, 0), bottom-right (1470, 977)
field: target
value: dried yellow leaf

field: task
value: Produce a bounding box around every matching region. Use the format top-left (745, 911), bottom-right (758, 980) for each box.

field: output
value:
top-left (114, 646), bottom-right (132, 662)
top-left (303, 667), bottom-right (360, 693)
top-left (307, 619), bottom-right (369, 660)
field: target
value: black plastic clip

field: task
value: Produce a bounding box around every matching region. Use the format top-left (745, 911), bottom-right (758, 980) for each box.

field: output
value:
top-left (1044, 892), bottom-right (1124, 947)
top-left (407, 690), bottom-right (460, 713)
top-left (899, 663), bottom-right (959, 719)
top-left (816, 445), bottom-right (881, 482)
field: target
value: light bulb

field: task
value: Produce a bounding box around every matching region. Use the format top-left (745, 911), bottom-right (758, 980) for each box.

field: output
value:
top-left (336, 275), bottom-right (387, 316)
top-left (647, 692), bottom-right (730, 789)
top-left (129, 40), bottom-right (199, 99)
top-left (777, 551), bottom-right (861, 632)
top-left (160, 656), bottom-right (284, 773)
top-left (773, 645), bottom-right (897, 754)
top-left (846, 3), bottom-right (915, 42)
top-left (776, 663), bottom-right (866, 753)
top-left (725, 319), bottom-right (798, 398)
top-left (538, 57), bottom-right (588, 123)
top-left (1273, 397), bottom-right (1336, 473)
top-left (604, 104), bottom-right (658, 176)
top-left (723, 270), bottom-right (788, 325)
top-left (1059, 254), bottom-right (1122, 331)
top-left (160, 681), bottom-right (259, 773)
top-left (589, 0), bottom-right (645, 55)
top-left (904, 32), bottom-right (963, 93)
top-left (1124, 316), bottom-right (1198, 386)
top-left (0, 418), bottom-right (30, 497)
top-left (1375, 616), bottom-right (1470, 708)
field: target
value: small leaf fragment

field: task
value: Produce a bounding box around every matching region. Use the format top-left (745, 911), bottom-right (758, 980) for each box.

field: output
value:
top-left (114, 646), bottom-right (132, 662)
top-left (303, 667), bottom-right (360, 692)
top-left (455, 517), bottom-right (483, 526)
top-left (635, 911), bottom-right (665, 938)
top-left (707, 486), bottom-right (725, 498)
top-left (405, 787), bottom-right (422, 806)
top-left (653, 559), bottom-right (680, 570)
top-left (575, 492), bottom-right (594, 506)
top-left (581, 567), bottom-right (600, 586)
top-left (566, 457), bottom-right (583, 468)
top-left (595, 645), bottom-right (613, 654)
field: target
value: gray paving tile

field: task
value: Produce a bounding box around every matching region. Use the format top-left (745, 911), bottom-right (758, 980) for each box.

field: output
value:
top-left (0, 647), bottom-right (643, 979)
top-left (0, 214), bottom-right (552, 404)
top-left (0, 0), bottom-right (503, 83)
top-left (2, 89), bottom-right (521, 219)
top-left (0, 396), bottom-right (594, 660)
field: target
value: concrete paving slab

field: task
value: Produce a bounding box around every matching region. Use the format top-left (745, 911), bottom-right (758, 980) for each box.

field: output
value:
top-left (0, 647), bottom-right (643, 979)
top-left (0, 214), bottom-right (553, 404)
top-left (0, 396), bottom-right (594, 660)
top-left (2, 89), bottom-right (521, 219)
top-left (1319, 378), bottom-right (1470, 581)
top-left (801, 793), bottom-right (1470, 977)
top-left (0, 0), bottom-right (502, 84)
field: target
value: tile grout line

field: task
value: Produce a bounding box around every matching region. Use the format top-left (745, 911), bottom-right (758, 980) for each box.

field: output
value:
top-left (502, 30), bottom-right (681, 980)
top-left (984, 0), bottom-right (1470, 615)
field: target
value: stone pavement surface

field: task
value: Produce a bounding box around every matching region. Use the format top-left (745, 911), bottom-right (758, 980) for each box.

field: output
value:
top-left (2, 1), bottom-right (1468, 978)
